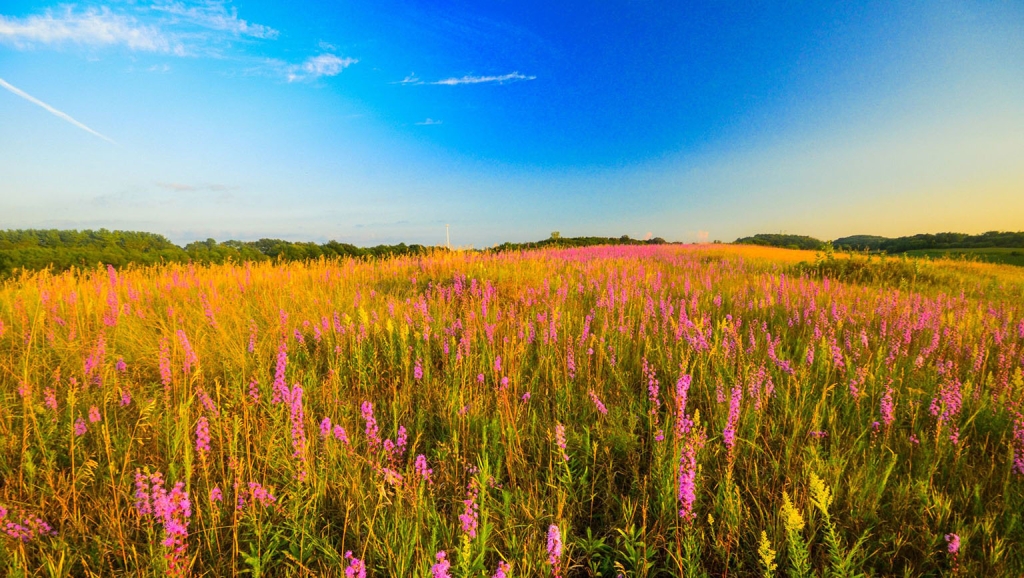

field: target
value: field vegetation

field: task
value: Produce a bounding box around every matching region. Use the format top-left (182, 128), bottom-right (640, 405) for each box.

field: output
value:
top-left (1, 244), bottom-right (1022, 576)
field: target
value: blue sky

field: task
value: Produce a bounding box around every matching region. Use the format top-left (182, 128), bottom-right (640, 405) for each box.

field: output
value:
top-left (2, 1), bottom-right (1023, 246)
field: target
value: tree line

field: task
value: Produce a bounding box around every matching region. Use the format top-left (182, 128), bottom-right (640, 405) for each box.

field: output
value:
top-left (735, 231), bottom-right (1024, 254)
top-left (0, 229), bottom-right (430, 278)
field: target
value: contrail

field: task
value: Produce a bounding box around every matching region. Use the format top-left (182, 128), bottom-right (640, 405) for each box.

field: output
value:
top-left (0, 76), bottom-right (116, 144)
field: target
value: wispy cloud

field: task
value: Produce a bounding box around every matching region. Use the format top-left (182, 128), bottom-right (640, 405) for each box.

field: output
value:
top-left (430, 72), bottom-right (535, 85)
top-left (395, 71), bottom-right (535, 86)
top-left (286, 53), bottom-right (357, 82)
top-left (416, 118), bottom-right (442, 125)
top-left (150, 1), bottom-right (278, 39)
top-left (0, 6), bottom-right (184, 54)
top-left (0, 76), bottom-right (115, 143)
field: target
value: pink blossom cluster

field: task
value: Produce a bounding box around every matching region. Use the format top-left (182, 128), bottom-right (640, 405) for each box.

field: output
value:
top-left (344, 551), bottom-right (367, 578)
top-left (414, 454), bottom-right (433, 484)
top-left (361, 401), bottom-right (381, 452)
top-left (289, 384), bottom-right (308, 481)
top-left (459, 479), bottom-right (480, 539)
top-left (133, 470), bottom-right (191, 577)
top-left (547, 524), bottom-right (563, 578)
top-left (431, 550), bottom-right (451, 578)
top-left (195, 416), bottom-right (211, 457)
top-left (1012, 413), bottom-right (1024, 476)
top-left (234, 481), bottom-right (277, 510)
top-left (723, 385), bottom-right (742, 454)
top-left (1, 506), bottom-right (55, 542)
top-left (176, 330), bottom-right (198, 374)
top-left (554, 423), bottom-right (569, 462)
top-left (272, 342), bottom-right (289, 403)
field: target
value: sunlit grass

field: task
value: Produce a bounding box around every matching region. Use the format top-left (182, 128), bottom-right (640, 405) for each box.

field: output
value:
top-left (1, 244), bottom-right (1022, 576)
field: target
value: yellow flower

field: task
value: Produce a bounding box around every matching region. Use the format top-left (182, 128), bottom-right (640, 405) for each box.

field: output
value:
top-left (758, 531), bottom-right (778, 575)
top-left (809, 472), bottom-right (833, 514)
top-left (781, 491), bottom-right (805, 533)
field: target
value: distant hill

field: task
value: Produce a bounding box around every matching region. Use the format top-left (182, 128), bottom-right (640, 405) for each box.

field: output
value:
top-left (733, 234), bottom-right (826, 251)
top-left (832, 235), bottom-right (889, 251)
top-left (834, 231), bottom-right (1024, 253)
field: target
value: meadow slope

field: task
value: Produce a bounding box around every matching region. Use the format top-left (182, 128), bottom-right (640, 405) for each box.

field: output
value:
top-left (1, 245), bottom-right (1022, 576)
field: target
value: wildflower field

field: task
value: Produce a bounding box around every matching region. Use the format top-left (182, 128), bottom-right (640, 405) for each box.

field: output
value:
top-left (1, 244), bottom-right (1023, 577)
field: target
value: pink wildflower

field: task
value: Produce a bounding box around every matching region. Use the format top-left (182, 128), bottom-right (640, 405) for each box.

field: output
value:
top-left (333, 425), bottom-right (349, 444)
top-left (547, 524), bottom-right (563, 577)
top-left (945, 532), bottom-right (960, 554)
top-left (195, 416), bottom-right (211, 457)
top-left (344, 551), bottom-right (367, 578)
top-left (555, 423), bottom-right (569, 462)
top-left (588, 390), bottom-right (608, 415)
top-left (290, 384), bottom-right (308, 481)
top-left (272, 342), bottom-right (288, 403)
top-left (414, 454), bottom-right (433, 483)
top-left (492, 561), bottom-right (511, 578)
top-left (431, 551), bottom-right (452, 578)
top-left (361, 401), bottom-right (381, 451)
top-left (723, 385), bottom-right (742, 453)
top-left (459, 479), bottom-right (480, 538)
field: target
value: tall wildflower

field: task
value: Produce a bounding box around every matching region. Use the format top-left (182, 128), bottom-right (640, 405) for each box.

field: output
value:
top-left (195, 416), bottom-right (211, 459)
top-left (431, 551), bottom-right (452, 578)
top-left (758, 531), bottom-right (778, 578)
top-left (781, 491), bottom-right (811, 578)
top-left (414, 454), bottom-right (433, 483)
top-left (554, 423), bottom-right (569, 462)
top-left (929, 376), bottom-right (963, 444)
top-left (289, 384), bottom-right (308, 481)
top-left (945, 533), bottom-right (960, 572)
top-left (547, 524), bottom-right (563, 578)
top-left (361, 401), bottom-right (381, 452)
top-left (176, 330), bottom-right (198, 375)
top-left (1013, 413), bottom-right (1024, 476)
top-left (588, 390), bottom-right (608, 415)
top-left (723, 385), bottom-right (742, 455)
top-left (133, 470), bottom-right (192, 577)
top-left (44, 388), bottom-right (57, 413)
top-left (677, 438), bottom-right (699, 521)
top-left (675, 373), bottom-right (692, 440)
top-left (272, 342), bottom-right (288, 403)
top-left (880, 381), bottom-right (895, 428)
top-left (492, 560), bottom-right (511, 578)
top-left (247, 379), bottom-right (260, 403)
top-left (344, 551), bottom-right (367, 578)
top-left (159, 337), bottom-right (172, 388)
top-left (459, 479), bottom-right (480, 539)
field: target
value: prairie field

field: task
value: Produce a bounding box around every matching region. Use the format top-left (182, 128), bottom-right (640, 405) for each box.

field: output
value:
top-left (1, 244), bottom-right (1023, 577)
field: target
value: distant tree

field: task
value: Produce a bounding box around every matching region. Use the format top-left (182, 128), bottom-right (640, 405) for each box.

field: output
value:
top-left (734, 234), bottom-right (825, 251)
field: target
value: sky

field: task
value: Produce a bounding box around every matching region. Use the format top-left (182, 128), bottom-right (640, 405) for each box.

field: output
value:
top-left (1, 0), bottom-right (1023, 247)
